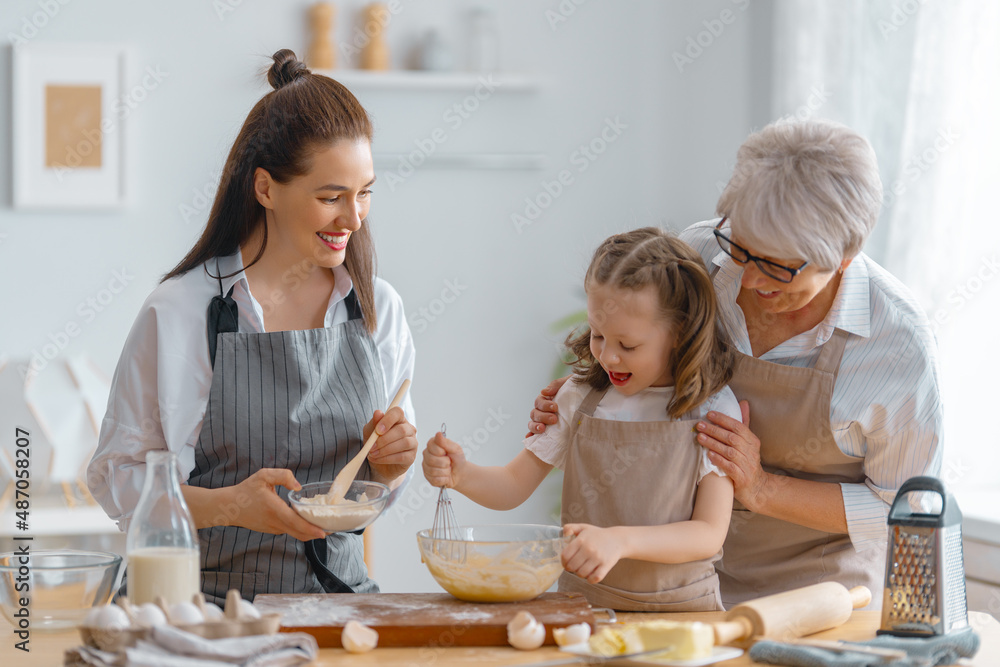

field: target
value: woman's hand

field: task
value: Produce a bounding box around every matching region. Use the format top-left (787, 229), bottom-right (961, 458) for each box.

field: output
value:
top-left (526, 376), bottom-right (570, 436)
top-left (421, 431), bottom-right (467, 490)
top-left (696, 401), bottom-right (770, 511)
top-left (364, 407), bottom-right (418, 485)
top-left (561, 524), bottom-right (625, 584)
top-left (226, 468), bottom-right (327, 541)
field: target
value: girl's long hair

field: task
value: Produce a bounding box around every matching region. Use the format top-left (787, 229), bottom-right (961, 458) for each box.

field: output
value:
top-left (566, 227), bottom-right (734, 419)
top-left (162, 49), bottom-right (378, 333)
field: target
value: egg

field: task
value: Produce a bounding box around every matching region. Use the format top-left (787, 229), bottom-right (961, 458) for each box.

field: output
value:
top-left (507, 611), bottom-right (545, 650)
top-left (93, 604), bottom-right (131, 630)
top-left (341, 620), bottom-right (379, 653)
top-left (133, 603), bottom-right (168, 629)
top-left (82, 606), bottom-right (103, 628)
top-left (235, 599), bottom-right (261, 620)
top-left (553, 622), bottom-right (592, 647)
top-left (201, 603), bottom-right (225, 621)
top-left (168, 601), bottom-right (204, 626)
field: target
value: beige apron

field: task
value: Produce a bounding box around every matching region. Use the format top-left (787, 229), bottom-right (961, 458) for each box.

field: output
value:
top-left (559, 386), bottom-right (724, 611)
top-left (718, 327), bottom-right (884, 608)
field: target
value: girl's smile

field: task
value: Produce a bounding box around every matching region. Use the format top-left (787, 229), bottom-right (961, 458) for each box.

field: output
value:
top-left (607, 371), bottom-right (632, 386)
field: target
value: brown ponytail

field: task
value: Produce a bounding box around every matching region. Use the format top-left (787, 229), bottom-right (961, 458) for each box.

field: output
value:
top-left (162, 49), bottom-right (379, 333)
top-left (566, 228), bottom-right (734, 419)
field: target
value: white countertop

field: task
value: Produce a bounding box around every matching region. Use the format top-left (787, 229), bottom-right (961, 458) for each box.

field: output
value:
top-left (0, 503), bottom-right (119, 537)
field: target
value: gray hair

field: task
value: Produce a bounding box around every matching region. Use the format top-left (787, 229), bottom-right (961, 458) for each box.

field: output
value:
top-left (716, 118), bottom-right (883, 271)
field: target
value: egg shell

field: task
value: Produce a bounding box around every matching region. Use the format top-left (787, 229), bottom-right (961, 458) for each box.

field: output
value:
top-left (507, 611), bottom-right (545, 650)
top-left (236, 599), bottom-right (261, 619)
top-left (341, 620), bottom-right (379, 653)
top-left (95, 604), bottom-right (131, 630)
top-left (168, 601), bottom-right (204, 625)
top-left (133, 603), bottom-right (168, 629)
top-left (553, 622), bottom-right (592, 647)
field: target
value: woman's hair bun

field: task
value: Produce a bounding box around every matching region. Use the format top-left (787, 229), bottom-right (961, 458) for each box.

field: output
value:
top-left (268, 48), bottom-right (309, 89)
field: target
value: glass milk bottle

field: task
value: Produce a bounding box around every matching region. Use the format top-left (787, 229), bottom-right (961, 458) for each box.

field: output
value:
top-left (126, 450), bottom-right (201, 606)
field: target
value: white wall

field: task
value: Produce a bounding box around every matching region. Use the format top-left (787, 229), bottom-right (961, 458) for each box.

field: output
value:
top-left (0, 0), bottom-right (771, 592)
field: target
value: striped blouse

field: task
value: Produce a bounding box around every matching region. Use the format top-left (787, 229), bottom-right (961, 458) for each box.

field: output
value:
top-left (679, 220), bottom-right (943, 551)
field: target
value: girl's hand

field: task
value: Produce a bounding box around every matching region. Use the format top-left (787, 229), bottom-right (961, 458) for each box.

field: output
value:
top-left (561, 523), bottom-right (625, 584)
top-left (364, 407), bottom-right (418, 485)
top-left (227, 468), bottom-right (327, 541)
top-left (422, 431), bottom-right (467, 489)
top-left (526, 376), bottom-right (570, 436)
top-left (696, 401), bottom-right (769, 511)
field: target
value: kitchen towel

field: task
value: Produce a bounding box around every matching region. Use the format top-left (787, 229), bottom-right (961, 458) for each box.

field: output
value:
top-left (748, 629), bottom-right (980, 667)
top-left (65, 625), bottom-right (318, 667)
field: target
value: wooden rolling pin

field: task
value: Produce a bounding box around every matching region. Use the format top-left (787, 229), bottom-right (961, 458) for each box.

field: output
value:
top-left (712, 583), bottom-right (872, 644)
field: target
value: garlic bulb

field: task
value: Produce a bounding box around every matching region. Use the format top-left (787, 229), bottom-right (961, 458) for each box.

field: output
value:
top-left (341, 620), bottom-right (379, 653)
top-left (553, 622), bottom-right (591, 647)
top-left (507, 611), bottom-right (545, 650)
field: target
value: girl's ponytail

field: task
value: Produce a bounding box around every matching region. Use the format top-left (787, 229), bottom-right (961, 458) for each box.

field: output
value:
top-left (662, 258), bottom-right (734, 418)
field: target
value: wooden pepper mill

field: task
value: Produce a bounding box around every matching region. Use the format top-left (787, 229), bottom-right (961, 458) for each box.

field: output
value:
top-left (359, 2), bottom-right (390, 70)
top-left (307, 2), bottom-right (336, 69)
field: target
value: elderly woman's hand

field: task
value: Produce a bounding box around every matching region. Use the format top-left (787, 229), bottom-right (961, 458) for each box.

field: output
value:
top-left (526, 376), bottom-right (570, 437)
top-left (696, 401), bottom-right (770, 511)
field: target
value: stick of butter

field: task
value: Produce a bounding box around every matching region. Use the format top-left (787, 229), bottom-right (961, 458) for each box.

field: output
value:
top-left (589, 620), bottom-right (714, 660)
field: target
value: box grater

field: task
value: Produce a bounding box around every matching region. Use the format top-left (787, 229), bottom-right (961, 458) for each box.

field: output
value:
top-left (878, 475), bottom-right (969, 637)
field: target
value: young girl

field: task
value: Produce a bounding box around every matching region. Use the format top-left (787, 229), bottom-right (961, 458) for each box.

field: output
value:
top-left (423, 228), bottom-right (738, 611)
top-left (88, 50), bottom-right (417, 605)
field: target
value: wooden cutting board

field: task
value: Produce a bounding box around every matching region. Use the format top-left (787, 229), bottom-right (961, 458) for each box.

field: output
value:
top-left (253, 592), bottom-right (595, 647)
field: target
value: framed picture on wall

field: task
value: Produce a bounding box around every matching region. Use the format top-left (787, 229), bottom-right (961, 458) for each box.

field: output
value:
top-left (12, 43), bottom-right (128, 209)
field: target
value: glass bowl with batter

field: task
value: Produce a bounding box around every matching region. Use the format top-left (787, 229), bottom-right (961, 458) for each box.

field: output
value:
top-left (416, 524), bottom-right (567, 602)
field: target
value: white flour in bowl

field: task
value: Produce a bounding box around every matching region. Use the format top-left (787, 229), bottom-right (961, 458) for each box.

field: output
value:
top-left (294, 492), bottom-right (382, 532)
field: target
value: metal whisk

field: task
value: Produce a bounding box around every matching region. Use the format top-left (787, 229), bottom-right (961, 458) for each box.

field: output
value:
top-left (430, 423), bottom-right (465, 561)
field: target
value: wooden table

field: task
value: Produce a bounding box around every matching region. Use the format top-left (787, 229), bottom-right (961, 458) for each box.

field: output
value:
top-left (3, 610), bottom-right (997, 665)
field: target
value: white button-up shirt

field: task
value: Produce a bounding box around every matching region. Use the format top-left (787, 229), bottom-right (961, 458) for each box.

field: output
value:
top-left (88, 251), bottom-right (416, 532)
top-left (680, 220), bottom-right (943, 551)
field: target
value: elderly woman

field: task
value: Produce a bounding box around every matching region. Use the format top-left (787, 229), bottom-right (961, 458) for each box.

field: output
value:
top-left (530, 119), bottom-right (942, 607)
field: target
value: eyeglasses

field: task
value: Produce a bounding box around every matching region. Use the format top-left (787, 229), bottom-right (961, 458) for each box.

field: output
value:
top-left (713, 217), bottom-right (808, 284)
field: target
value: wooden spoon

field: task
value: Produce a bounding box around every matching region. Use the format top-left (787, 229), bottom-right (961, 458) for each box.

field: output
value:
top-left (326, 379), bottom-right (411, 502)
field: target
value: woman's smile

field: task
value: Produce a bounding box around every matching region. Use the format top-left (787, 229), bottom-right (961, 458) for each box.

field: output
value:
top-left (317, 230), bottom-right (350, 251)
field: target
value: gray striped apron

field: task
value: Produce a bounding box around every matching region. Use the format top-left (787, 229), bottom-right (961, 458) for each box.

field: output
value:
top-left (188, 276), bottom-right (385, 605)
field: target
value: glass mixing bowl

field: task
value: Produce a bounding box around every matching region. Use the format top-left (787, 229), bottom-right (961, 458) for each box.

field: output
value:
top-left (288, 480), bottom-right (390, 533)
top-left (0, 550), bottom-right (123, 632)
top-left (416, 524), bottom-right (567, 602)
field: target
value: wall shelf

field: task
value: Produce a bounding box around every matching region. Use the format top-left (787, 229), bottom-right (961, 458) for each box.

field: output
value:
top-left (315, 69), bottom-right (539, 93)
top-left (373, 152), bottom-right (545, 170)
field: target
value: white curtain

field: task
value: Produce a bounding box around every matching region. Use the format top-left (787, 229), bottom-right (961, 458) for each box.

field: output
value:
top-left (772, 0), bottom-right (1000, 488)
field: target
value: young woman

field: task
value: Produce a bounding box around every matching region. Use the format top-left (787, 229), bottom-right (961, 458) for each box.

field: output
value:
top-left (88, 50), bottom-right (417, 605)
top-left (424, 228), bottom-right (737, 611)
